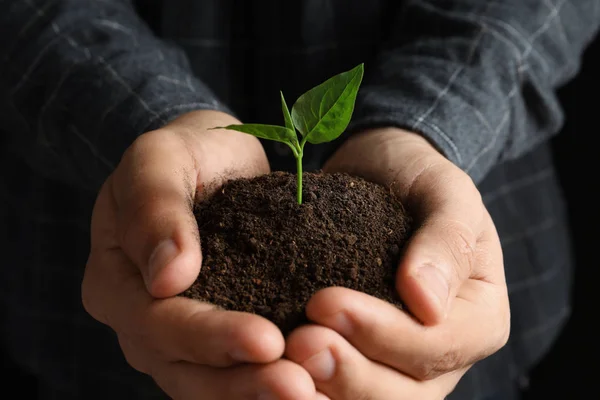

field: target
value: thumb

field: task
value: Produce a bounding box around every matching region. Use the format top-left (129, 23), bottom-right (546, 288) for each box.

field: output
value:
top-left (395, 164), bottom-right (483, 326)
top-left (398, 214), bottom-right (478, 325)
top-left (112, 130), bottom-right (201, 298)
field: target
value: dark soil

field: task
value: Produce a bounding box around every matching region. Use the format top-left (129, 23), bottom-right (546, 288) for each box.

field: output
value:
top-left (182, 171), bottom-right (412, 334)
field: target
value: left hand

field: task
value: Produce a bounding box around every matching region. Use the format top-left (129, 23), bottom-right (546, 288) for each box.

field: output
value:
top-left (285, 128), bottom-right (511, 399)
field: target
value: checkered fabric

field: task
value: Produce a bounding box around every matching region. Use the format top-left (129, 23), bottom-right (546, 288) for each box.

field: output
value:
top-left (1, 1), bottom-right (598, 399)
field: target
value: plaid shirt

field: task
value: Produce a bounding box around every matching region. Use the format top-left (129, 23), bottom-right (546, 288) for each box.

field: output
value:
top-left (1, 1), bottom-right (598, 399)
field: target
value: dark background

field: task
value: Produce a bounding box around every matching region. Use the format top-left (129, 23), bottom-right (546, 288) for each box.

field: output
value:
top-left (520, 32), bottom-right (600, 398)
top-left (1, 34), bottom-right (598, 400)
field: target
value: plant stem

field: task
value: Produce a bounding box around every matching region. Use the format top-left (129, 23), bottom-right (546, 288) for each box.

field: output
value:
top-left (295, 136), bottom-right (309, 205)
top-left (296, 153), bottom-right (303, 204)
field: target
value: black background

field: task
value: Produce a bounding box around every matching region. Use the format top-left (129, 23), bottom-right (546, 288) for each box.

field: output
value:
top-left (2, 33), bottom-right (598, 400)
top-left (520, 32), bottom-right (600, 399)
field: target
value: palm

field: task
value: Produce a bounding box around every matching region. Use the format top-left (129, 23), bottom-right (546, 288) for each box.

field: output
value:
top-left (279, 127), bottom-right (512, 399)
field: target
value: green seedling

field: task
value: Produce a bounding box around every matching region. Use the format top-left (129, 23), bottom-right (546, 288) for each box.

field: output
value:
top-left (214, 63), bottom-right (364, 204)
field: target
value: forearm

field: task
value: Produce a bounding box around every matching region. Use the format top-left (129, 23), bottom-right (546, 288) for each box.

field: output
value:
top-left (349, 0), bottom-right (600, 183)
top-left (0, 0), bottom-right (230, 191)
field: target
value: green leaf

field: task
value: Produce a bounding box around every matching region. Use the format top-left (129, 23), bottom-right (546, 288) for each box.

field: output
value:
top-left (280, 91), bottom-right (295, 132)
top-left (291, 63), bottom-right (364, 145)
top-left (216, 124), bottom-right (300, 153)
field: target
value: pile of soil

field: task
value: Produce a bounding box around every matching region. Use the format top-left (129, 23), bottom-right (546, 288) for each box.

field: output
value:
top-left (182, 172), bottom-right (412, 334)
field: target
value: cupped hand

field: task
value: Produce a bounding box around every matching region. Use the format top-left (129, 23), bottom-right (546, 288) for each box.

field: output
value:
top-left (82, 110), bottom-right (317, 400)
top-left (285, 128), bottom-right (510, 399)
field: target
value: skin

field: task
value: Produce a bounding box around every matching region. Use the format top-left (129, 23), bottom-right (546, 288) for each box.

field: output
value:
top-left (82, 113), bottom-right (510, 400)
top-left (286, 128), bottom-right (511, 399)
top-left (83, 110), bottom-right (317, 400)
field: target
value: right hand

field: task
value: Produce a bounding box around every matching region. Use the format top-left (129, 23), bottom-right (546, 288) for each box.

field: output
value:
top-left (82, 110), bottom-right (317, 400)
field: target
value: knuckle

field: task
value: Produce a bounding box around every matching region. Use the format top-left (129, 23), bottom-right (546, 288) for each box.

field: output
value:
top-left (498, 325), bottom-right (511, 350)
top-left (399, 157), bottom-right (443, 201)
top-left (121, 133), bottom-right (147, 164)
top-left (80, 290), bottom-right (98, 322)
top-left (415, 345), bottom-right (465, 381)
top-left (440, 220), bottom-right (477, 281)
top-left (484, 291), bottom-right (511, 356)
top-left (120, 131), bottom-right (186, 178)
top-left (496, 308), bottom-right (511, 349)
top-left (80, 272), bottom-right (94, 314)
top-left (120, 340), bottom-right (149, 375)
top-left (129, 129), bottom-right (184, 158)
top-left (451, 167), bottom-right (480, 199)
top-left (129, 129), bottom-right (164, 151)
top-left (476, 326), bottom-right (510, 368)
top-left (81, 258), bottom-right (107, 325)
top-left (460, 174), bottom-right (483, 203)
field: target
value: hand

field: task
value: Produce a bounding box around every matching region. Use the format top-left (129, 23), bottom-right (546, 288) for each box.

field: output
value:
top-left (285, 128), bottom-right (510, 399)
top-left (82, 110), bottom-right (317, 400)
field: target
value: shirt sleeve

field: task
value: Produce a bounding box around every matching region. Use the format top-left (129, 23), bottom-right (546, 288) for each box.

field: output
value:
top-left (0, 0), bottom-right (231, 191)
top-left (349, 0), bottom-right (600, 183)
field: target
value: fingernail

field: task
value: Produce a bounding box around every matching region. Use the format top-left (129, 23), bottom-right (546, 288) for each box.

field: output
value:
top-left (328, 312), bottom-right (353, 336)
top-left (229, 348), bottom-right (253, 362)
top-left (147, 239), bottom-right (179, 285)
top-left (302, 349), bottom-right (336, 381)
top-left (417, 263), bottom-right (450, 315)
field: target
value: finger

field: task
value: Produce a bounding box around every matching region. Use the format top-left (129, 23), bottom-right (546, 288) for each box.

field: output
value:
top-left (395, 159), bottom-right (490, 325)
top-left (83, 248), bottom-right (285, 366)
top-left (112, 130), bottom-right (202, 298)
top-left (151, 359), bottom-right (316, 400)
top-left (286, 325), bottom-right (462, 400)
top-left (118, 332), bottom-right (152, 375)
top-left (398, 206), bottom-right (505, 325)
top-left (119, 334), bottom-right (317, 400)
top-left (306, 288), bottom-right (509, 381)
top-left (323, 129), bottom-right (492, 325)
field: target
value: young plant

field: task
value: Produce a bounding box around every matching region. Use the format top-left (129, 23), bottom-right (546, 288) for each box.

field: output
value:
top-left (214, 63), bottom-right (364, 204)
